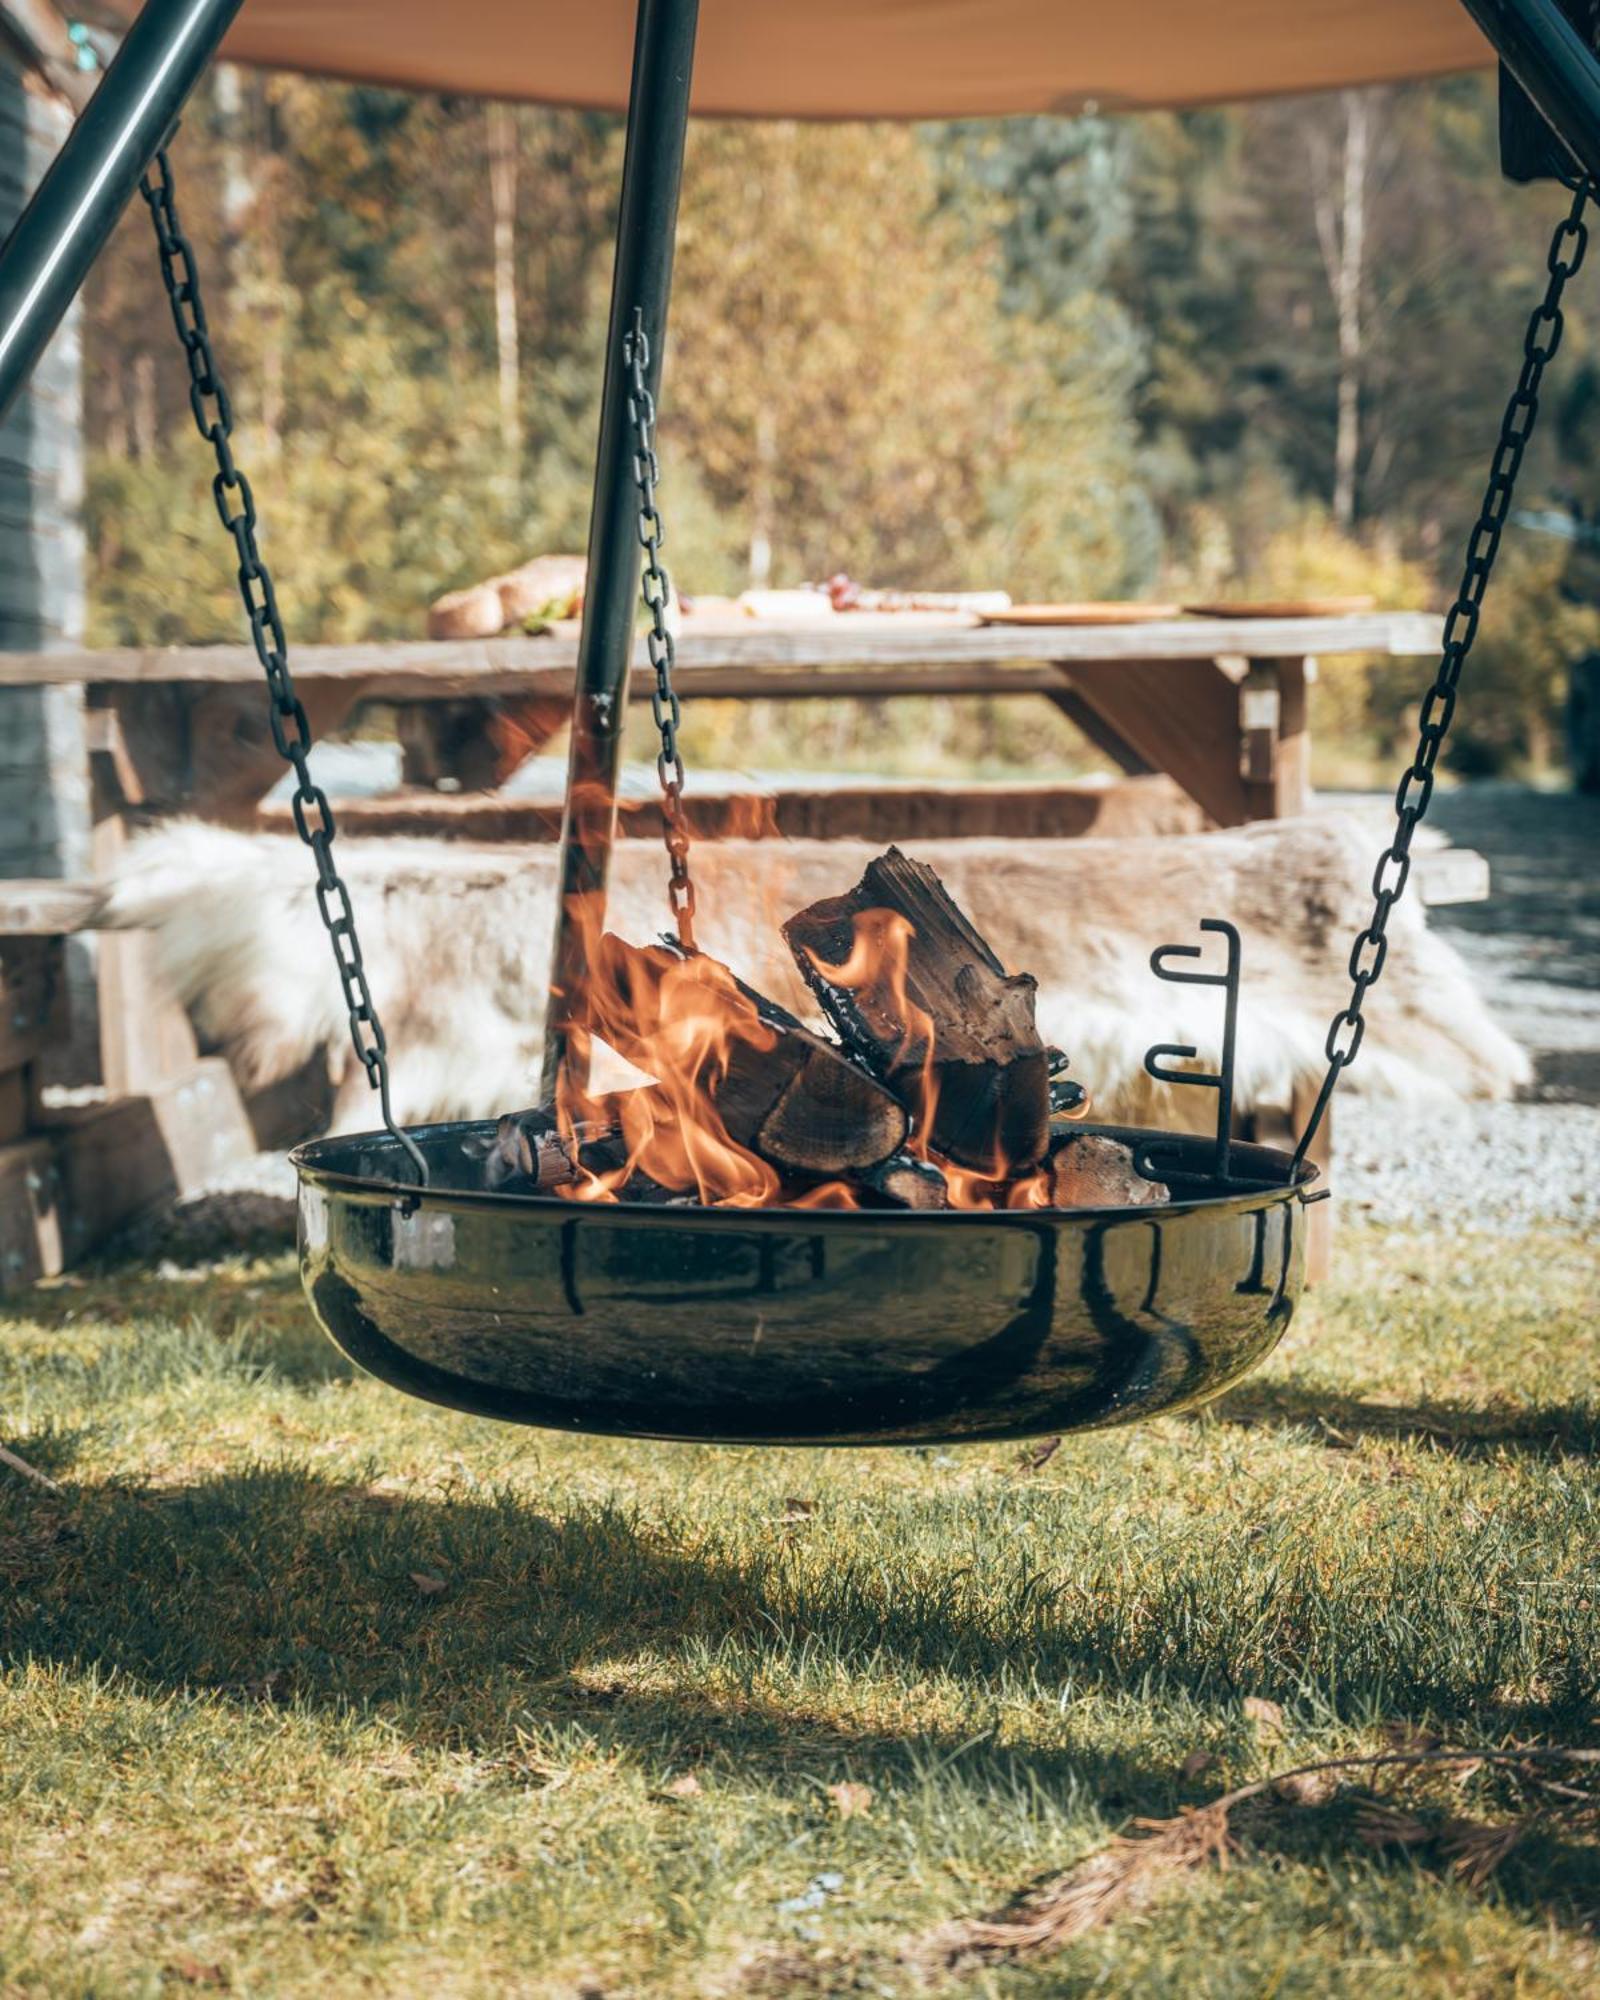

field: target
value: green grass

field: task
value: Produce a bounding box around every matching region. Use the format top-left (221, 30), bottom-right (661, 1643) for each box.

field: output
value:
top-left (1, 1224), bottom-right (1597, 1997)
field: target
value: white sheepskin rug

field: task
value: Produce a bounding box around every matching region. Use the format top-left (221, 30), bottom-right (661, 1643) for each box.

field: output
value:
top-left (98, 817), bottom-right (1528, 1132)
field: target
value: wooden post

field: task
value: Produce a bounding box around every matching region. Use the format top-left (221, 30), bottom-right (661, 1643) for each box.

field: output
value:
top-left (1240, 657), bottom-right (1311, 820)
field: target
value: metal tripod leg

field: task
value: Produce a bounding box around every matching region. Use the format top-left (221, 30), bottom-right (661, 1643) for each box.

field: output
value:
top-left (541, 0), bottom-right (701, 1097)
top-left (0, 0), bottom-right (245, 422)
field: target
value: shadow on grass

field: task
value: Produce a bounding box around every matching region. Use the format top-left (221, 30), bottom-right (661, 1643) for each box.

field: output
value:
top-left (5, 1466), bottom-right (1598, 1945)
top-left (1205, 1381), bottom-right (1600, 1459)
top-left (4, 1464), bottom-right (1597, 1731)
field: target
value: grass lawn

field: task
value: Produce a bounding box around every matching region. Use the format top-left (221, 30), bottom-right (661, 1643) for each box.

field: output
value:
top-left (1, 1222), bottom-right (1597, 1996)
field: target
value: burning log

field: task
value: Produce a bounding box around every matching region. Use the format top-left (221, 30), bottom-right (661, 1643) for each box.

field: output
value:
top-left (496, 848), bottom-right (1171, 1214)
top-left (464, 1104), bottom-right (695, 1203)
top-left (584, 934), bottom-right (909, 1179)
top-left (464, 1107), bottom-right (576, 1190)
top-left (783, 847), bottom-right (1051, 1173)
top-left (1049, 1133), bottom-right (1169, 1209)
top-left (859, 1152), bottom-right (950, 1210)
top-left (463, 1108), bottom-right (630, 1192)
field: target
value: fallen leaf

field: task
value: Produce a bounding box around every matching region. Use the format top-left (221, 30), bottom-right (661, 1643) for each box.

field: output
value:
top-left (826, 1781), bottom-right (874, 1819)
top-left (1242, 1697), bottom-right (1285, 1738)
top-left (1272, 1768), bottom-right (1336, 1806)
top-left (410, 1571), bottom-right (448, 1596)
top-left (1179, 1750), bottom-right (1215, 1781)
top-left (1018, 1436), bottom-right (1062, 1473)
top-left (165, 1961), bottom-right (230, 1989)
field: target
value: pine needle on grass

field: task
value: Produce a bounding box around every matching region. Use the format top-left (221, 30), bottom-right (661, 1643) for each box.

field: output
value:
top-left (918, 1801), bottom-right (1235, 1972)
top-left (906, 1746), bottom-right (1600, 1977)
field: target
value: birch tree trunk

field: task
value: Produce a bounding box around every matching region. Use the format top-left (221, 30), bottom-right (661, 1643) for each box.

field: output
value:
top-left (488, 103), bottom-right (522, 472)
top-left (1310, 90), bottom-right (1371, 531)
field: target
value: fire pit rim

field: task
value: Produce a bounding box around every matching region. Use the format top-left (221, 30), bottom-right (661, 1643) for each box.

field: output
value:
top-left (291, 1118), bottom-right (1319, 1223)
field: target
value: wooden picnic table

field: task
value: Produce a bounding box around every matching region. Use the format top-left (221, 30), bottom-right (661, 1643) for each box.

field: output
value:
top-left (0, 606), bottom-right (1444, 1287)
top-left (5, 608), bottom-right (1442, 830)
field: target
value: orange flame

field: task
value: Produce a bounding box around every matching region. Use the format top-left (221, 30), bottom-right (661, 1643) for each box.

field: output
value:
top-left (547, 875), bottom-right (1065, 1213)
top-left (801, 905), bottom-right (942, 1151)
top-left (800, 905), bottom-right (1054, 1209)
top-left (554, 915), bottom-right (785, 1208)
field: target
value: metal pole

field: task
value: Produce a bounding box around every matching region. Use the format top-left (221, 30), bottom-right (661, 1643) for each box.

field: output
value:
top-left (1460, 0), bottom-right (1600, 185)
top-left (0, 0), bottom-right (244, 424)
top-left (542, 0), bottom-right (700, 1096)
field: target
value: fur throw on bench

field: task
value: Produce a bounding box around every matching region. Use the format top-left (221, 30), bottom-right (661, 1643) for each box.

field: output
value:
top-left (98, 816), bottom-right (1528, 1132)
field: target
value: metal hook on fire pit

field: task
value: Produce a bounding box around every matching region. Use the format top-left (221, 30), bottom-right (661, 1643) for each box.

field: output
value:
top-left (1136, 918), bottom-right (1241, 1188)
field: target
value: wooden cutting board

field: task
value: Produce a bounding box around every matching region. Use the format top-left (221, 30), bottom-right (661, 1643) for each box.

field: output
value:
top-left (1181, 595), bottom-right (1376, 619)
top-left (978, 602), bottom-right (1183, 627)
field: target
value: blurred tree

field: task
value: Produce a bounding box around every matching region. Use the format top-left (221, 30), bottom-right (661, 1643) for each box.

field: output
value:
top-left (78, 70), bottom-right (1598, 776)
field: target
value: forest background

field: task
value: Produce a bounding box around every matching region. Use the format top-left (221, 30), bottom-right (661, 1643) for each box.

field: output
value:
top-left (80, 69), bottom-right (1600, 784)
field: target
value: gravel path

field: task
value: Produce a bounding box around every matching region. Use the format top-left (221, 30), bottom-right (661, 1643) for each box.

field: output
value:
top-left (1335, 783), bottom-right (1600, 1232)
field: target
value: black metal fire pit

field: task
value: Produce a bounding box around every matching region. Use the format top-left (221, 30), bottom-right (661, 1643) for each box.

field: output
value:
top-left (292, 1121), bottom-right (1317, 1446)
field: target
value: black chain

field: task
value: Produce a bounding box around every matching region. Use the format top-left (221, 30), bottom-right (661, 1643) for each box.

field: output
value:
top-left (624, 311), bottom-right (697, 950)
top-left (1295, 180), bottom-right (1591, 1171)
top-left (140, 147), bottom-right (428, 1186)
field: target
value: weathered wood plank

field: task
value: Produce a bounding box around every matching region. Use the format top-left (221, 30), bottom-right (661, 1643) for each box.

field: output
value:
top-left (0, 1136), bottom-right (63, 1289)
top-left (88, 682), bottom-right (376, 818)
top-left (1044, 682), bottom-right (1155, 775)
top-left (40, 1057), bottom-right (260, 1258)
top-left (89, 750), bottom-right (199, 1093)
top-left (1415, 846), bottom-right (1491, 906)
top-left (0, 935), bottom-right (64, 1068)
top-left (0, 1055), bottom-right (267, 1292)
top-left (0, 611), bottom-right (1443, 691)
top-left (255, 774), bottom-right (1207, 845)
top-left (1238, 657), bottom-right (1311, 819)
top-left (0, 1064), bottom-right (29, 1145)
top-left (1272, 657), bottom-right (1311, 818)
top-left (0, 879), bottom-right (98, 935)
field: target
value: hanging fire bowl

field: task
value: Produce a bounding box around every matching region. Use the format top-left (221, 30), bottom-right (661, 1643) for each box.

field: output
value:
top-left (292, 1121), bottom-right (1319, 1446)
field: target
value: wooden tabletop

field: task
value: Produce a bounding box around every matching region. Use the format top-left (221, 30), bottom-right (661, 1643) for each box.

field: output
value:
top-left (0, 610), bottom-right (1442, 701)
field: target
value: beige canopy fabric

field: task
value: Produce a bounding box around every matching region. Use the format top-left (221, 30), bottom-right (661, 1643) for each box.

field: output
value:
top-left (106, 0), bottom-right (1493, 119)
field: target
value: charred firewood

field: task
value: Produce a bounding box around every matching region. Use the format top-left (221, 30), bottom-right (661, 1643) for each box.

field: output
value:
top-left (1049, 1133), bottom-right (1169, 1209)
top-left (589, 934), bottom-right (909, 1176)
top-left (783, 847), bottom-right (1051, 1173)
top-left (464, 1106), bottom-right (674, 1198)
top-left (463, 1107), bottom-right (573, 1190)
top-left (857, 1152), bottom-right (950, 1210)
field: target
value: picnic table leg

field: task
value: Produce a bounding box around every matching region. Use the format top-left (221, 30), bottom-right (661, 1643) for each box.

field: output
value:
top-left (1052, 658), bottom-right (1254, 826)
top-left (1240, 657), bottom-right (1311, 819)
top-left (1044, 678), bottom-right (1154, 776)
top-left (396, 696), bottom-right (571, 792)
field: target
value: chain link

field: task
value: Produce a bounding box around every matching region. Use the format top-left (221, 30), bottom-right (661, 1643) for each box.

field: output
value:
top-left (1295, 180), bottom-right (1591, 1171)
top-left (139, 147), bottom-right (427, 1186)
top-left (623, 311), bottom-right (697, 950)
